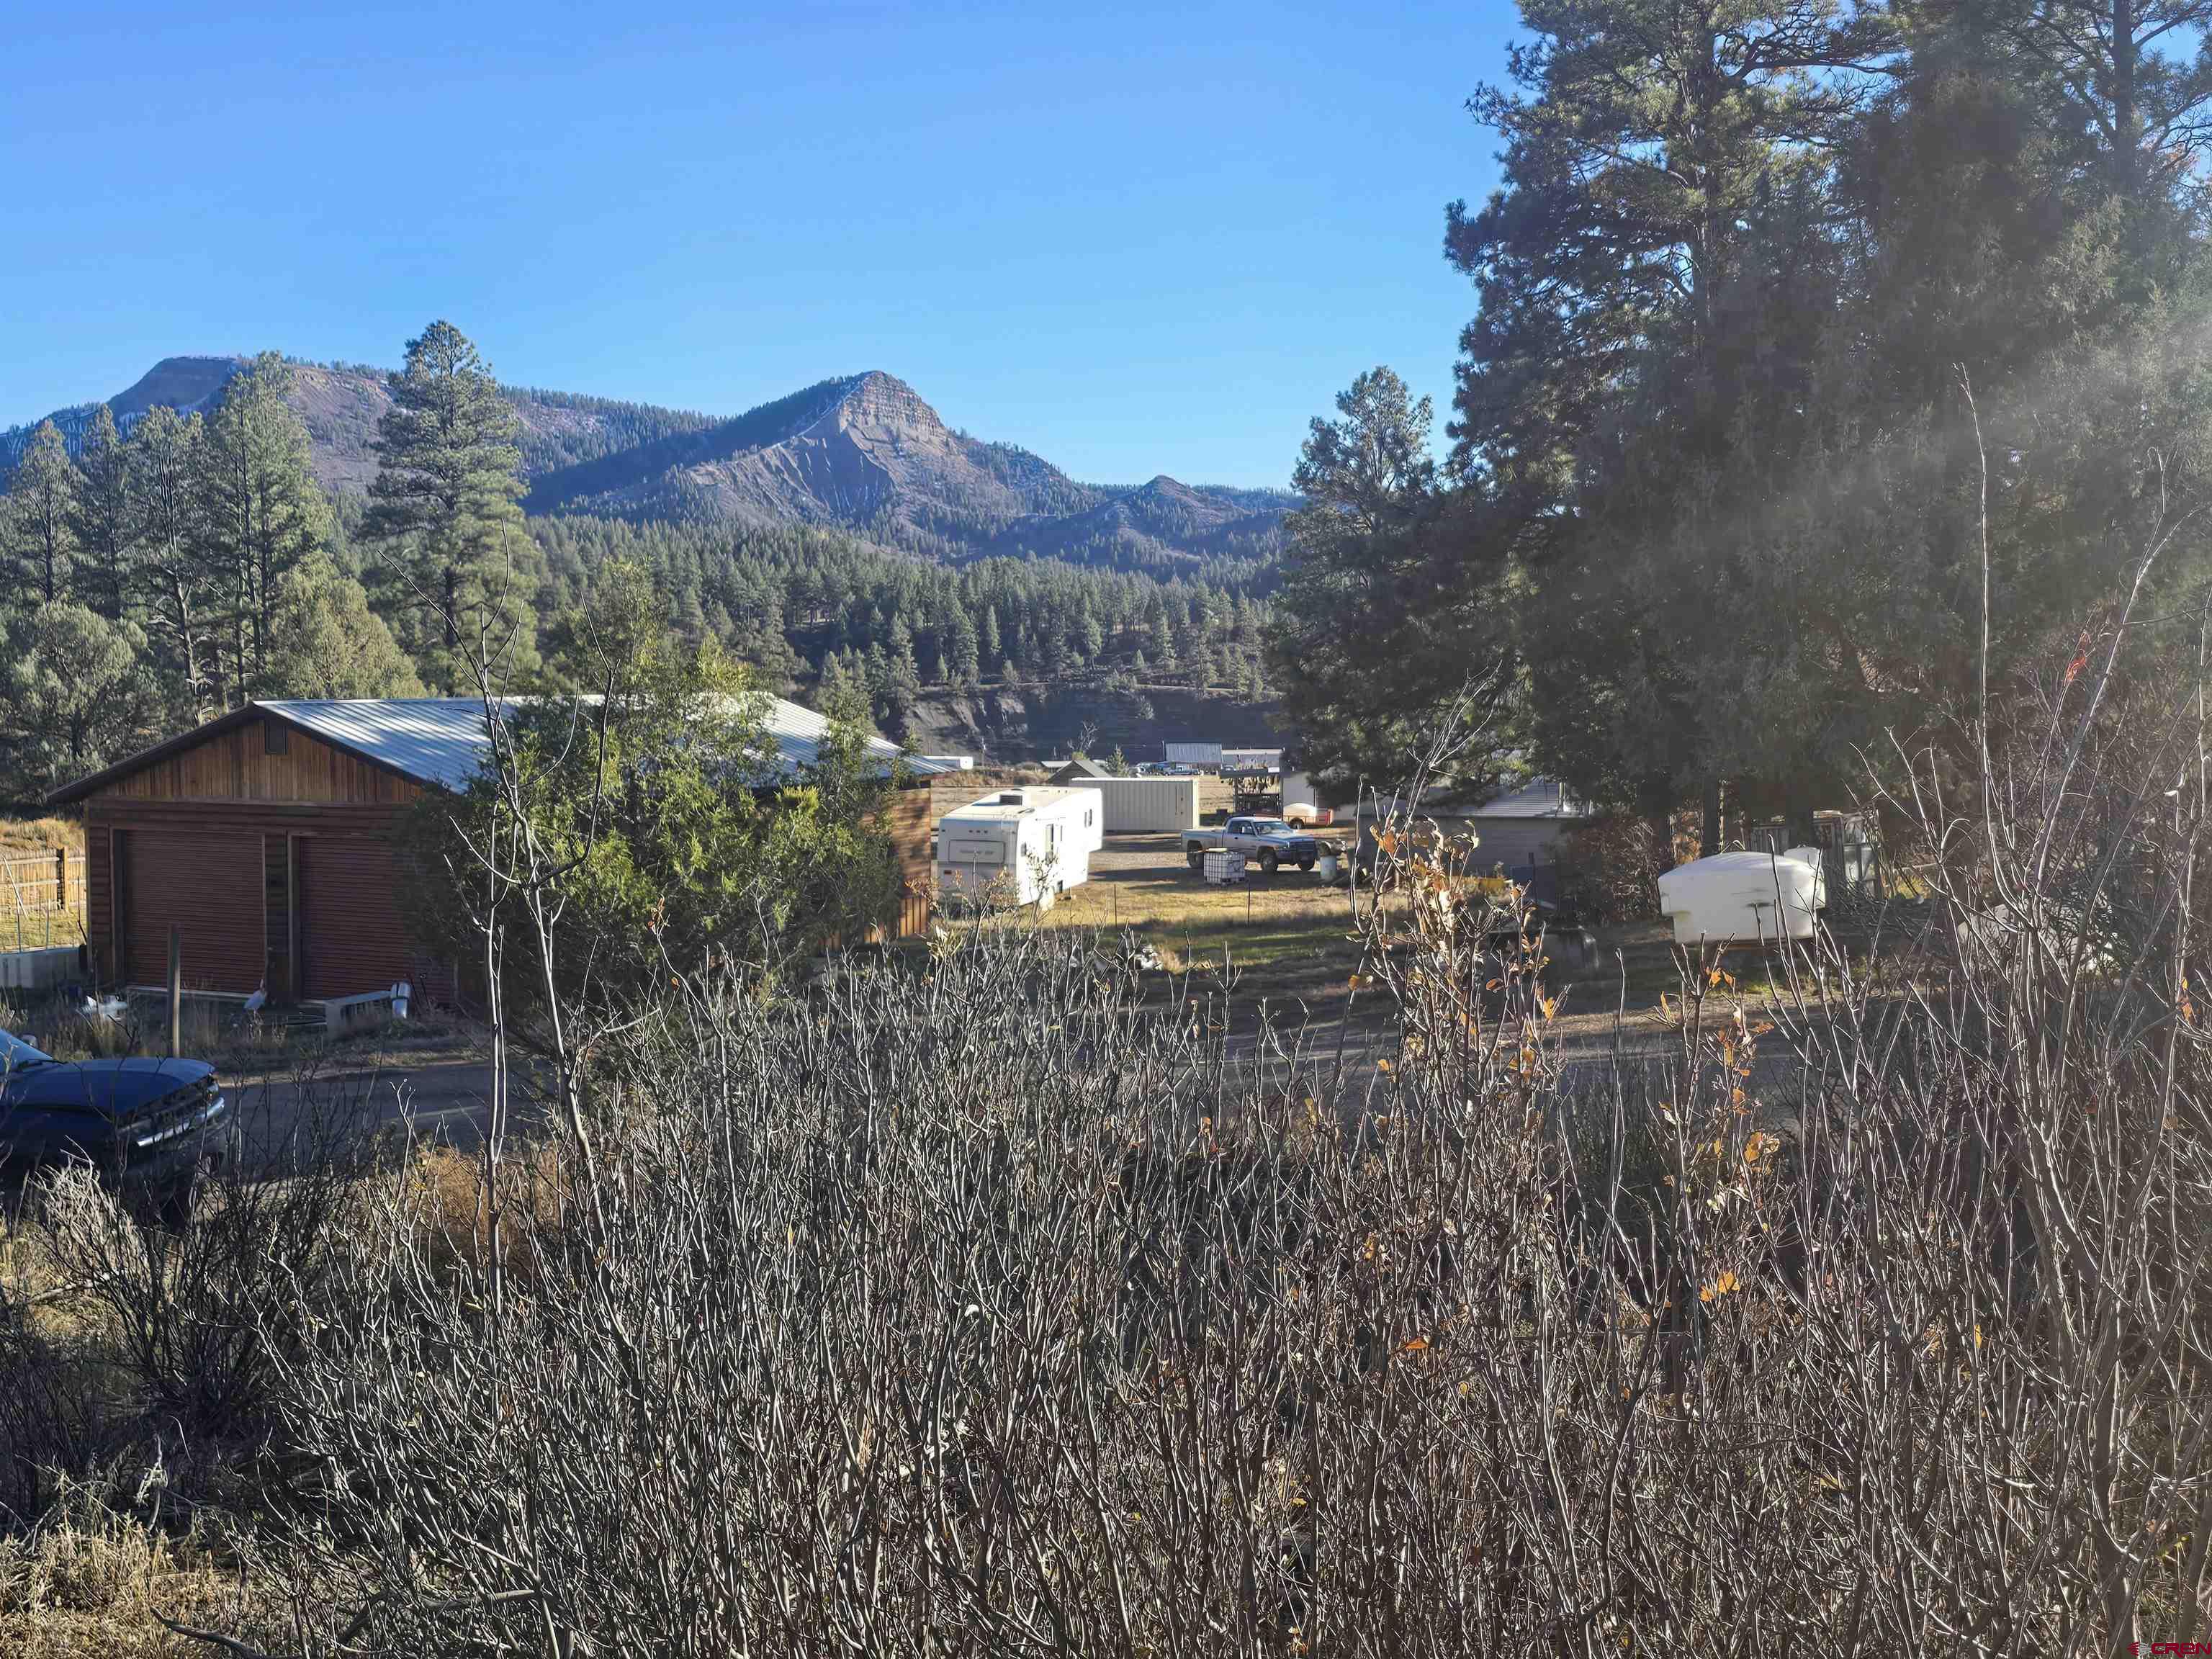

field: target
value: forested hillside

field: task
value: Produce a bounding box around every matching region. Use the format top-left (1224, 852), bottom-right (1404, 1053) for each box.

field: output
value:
top-left (9, 360), bottom-right (1295, 575)
top-left (0, 339), bottom-right (1276, 798)
top-left (521, 368), bottom-right (1293, 570)
top-left (0, 356), bottom-right (720, 494)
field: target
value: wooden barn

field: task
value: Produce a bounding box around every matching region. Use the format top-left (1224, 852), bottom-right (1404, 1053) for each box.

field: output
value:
top-left (48, 697), bottom-right (958, 1007)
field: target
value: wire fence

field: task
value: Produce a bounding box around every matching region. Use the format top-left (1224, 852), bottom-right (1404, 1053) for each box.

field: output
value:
top-left (0, 851), bottom-right (85, 954)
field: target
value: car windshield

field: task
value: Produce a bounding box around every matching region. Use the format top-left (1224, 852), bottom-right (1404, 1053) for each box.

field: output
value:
top-left (0, 1029), bottom-right (53, 1069)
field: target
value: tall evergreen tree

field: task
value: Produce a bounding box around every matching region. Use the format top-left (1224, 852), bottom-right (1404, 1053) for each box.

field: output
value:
top-left (363, 320), bottom-right (537, 691)
top-left (126, 406), bottom-right (213, 720)
top-left (195, 354), bottom-right (331, 706)
top-left (1267, 369), bottom-right (1503, 796)
top-left (1963, 0), bottom-right (2212, 199)
top-left (71, 405), bottom-right (134, 622)
top-left (3, 421), bottom-right (81, 606)
top-left (1444, 0), bottom-right (1897, 842)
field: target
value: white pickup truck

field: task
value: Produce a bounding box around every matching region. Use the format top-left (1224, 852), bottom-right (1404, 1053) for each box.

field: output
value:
top-left (1182, 817), bottom-right (1326, 876)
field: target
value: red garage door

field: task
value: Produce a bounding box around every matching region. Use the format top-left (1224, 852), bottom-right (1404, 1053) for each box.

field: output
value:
top-left (121, 829), bottom-right (264, 993)
top-left (299, 837), bottom-right (416, 1000)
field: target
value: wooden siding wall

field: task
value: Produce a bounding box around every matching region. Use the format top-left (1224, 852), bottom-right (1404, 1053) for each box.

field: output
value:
top-left (91, 718), bottom-right (425, 806)
top-left (878, 784), bottom-right (936, 941)
top-left (84, 799), bottom-right (424, 994)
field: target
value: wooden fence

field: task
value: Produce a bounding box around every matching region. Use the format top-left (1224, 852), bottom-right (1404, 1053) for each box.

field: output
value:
top-left (0, 851), bottom-right (85, 953)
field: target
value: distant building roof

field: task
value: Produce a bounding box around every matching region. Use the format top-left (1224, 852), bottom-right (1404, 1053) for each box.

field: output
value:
top-left (1049, 756), bottom-right (1110, 782)
top-left (1465, 778), bottom-right (1591, 820)
top-left (1333, 778), bottom-right (1593, 822)
top-left (1163, 742), bottom-right (1223, 765)
top-left (48, 694), bottom-right (953, 805)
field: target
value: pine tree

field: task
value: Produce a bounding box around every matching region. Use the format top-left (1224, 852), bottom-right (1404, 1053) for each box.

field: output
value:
top-left (363, 320), bottom-right (536, 691)
top-left (1267, 369), bottom-right (1506, 795)
top-left (3, 421), bottom-right (81, 606)
top-left (194, 355), bottom-right (329, 706)
top-left (950, 608), bottom-right (980, 683)
top-left (126, 406), bottom-right (212, 719)
top-left (264, 553), bottom-right (425, 698)
top-left (72, 405), bottom-right (133, 621)
top-left (0, 601), bottom-right (159, 795)
top-left (1438, 0), bottom-right (1898, 836)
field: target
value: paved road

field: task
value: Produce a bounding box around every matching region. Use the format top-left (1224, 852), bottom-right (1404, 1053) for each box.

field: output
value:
top-left (208, 1004), bottom-right (1819, 1177)
top-left (220, 1057), bottom-right (516, 1170)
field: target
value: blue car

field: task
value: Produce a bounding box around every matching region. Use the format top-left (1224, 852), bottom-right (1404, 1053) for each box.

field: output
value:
top-left (0, 1029), bottom-right (228, 1204)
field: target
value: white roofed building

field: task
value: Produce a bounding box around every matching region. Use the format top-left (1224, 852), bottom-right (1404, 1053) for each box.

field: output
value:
top-left (48, 696), bottom-right (956, 1007)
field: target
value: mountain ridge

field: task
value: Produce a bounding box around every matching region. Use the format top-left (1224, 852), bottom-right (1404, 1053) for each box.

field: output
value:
top-left (4, 359), bottom-right (1293, 572)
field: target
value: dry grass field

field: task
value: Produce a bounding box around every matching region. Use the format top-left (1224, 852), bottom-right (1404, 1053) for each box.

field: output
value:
top-left (0, 819), bottom-right (83, 858)
top-left (980, 831), bottom-right (1833, 1023)
top-left (0, 822), bottom-right (84, 956)
top-left (1028, 832), bottom-right (1367, 981)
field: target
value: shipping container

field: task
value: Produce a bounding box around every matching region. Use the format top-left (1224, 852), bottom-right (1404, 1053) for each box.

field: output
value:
top-left (1066, 775), bottom-right (1200, 832)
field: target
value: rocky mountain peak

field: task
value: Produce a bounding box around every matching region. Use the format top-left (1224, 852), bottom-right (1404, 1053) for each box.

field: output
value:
top-left (10, 356), bottom-right (1292, 572)
top-left (829, 371), bottom-right (944, 437)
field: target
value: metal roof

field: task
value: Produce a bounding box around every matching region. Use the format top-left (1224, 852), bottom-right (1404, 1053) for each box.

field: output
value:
top-left (269, 696), bottom-right (957, 788)
top-left (257, 699), bottom-right (508, 792)
top-left (49, 695), bottom-right (954, 804)
top-left (1465, 778), bottom-right (1591, 820)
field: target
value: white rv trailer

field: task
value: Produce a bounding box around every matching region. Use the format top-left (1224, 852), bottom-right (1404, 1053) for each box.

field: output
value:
top-left (935, 787), bottom-right (1102, 907)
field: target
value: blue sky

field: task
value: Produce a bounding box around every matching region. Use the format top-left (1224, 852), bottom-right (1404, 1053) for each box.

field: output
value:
top-left (4, 1), bottom-right (1517, 487)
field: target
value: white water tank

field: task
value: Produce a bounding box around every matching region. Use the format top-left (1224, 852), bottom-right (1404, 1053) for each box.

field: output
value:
top-left (1657, 851), bottom-right (1822, 945)
top-left (1782, 846), bottom-right (1828, 910)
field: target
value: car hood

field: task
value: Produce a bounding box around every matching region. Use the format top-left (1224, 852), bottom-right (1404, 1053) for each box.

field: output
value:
top-left (2, 1056), bottom-right (217, 1117)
